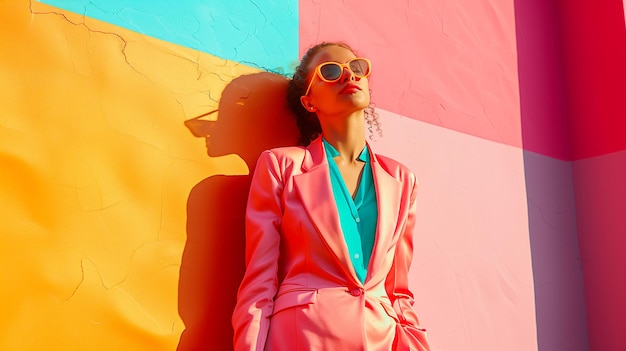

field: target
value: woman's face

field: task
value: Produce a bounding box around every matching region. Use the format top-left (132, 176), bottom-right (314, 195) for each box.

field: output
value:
top-left (301, 45), bottom-right (371, 117)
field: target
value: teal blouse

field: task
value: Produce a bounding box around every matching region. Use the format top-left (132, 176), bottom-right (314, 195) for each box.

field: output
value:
top-left (323, 138), bottom-right (378, 283)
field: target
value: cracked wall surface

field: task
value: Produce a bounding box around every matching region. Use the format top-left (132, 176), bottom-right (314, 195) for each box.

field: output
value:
top-left (4, 0), bottom-right (615, 350)
top-left (1, 1), bottom-right (261, 350)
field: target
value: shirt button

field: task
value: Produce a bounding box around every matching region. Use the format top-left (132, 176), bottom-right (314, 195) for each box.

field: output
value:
top-left (349, 288), bottom-right (363, 296)
top-left (354, 253), bottom-right (360, 259)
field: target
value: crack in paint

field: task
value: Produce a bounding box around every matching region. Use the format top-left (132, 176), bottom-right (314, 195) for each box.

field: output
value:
top-left (29, 0), bottom-right (207, 92)
top-left (30, 1), bottom-right (136, 75)
top-left (62, 257), bottom-right (113, 301)
top-left (63, 257), bottom-right (86, 301)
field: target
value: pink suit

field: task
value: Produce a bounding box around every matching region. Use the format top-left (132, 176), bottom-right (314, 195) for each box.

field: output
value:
top-left (232, 137), bottom-right (430, 351)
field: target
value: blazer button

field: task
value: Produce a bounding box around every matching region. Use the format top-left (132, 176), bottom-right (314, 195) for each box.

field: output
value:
top-left (349, 288), bottom-right (363, 296)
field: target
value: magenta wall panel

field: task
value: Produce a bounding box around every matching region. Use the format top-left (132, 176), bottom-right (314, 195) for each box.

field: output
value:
top-left (517, 0), bottom-right (626, 349)
top-left (556, 1), bottom-right (626, 349)
top-left (559, 0), bottom-right (626, 160)
top-left (515, 0), bottom-right (571, 160)
top-left (573, 150), bottom-right (626, 350)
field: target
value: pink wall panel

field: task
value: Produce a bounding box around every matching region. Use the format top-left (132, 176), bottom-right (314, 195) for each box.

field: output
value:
top-left (300, 0), bottom-right (522, 149)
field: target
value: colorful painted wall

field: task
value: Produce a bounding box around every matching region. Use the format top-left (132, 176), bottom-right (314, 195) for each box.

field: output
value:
top-left (1, 0), bottom-right (624, 350)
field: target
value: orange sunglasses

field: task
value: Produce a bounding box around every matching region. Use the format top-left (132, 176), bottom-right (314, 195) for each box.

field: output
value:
top-left (304, 58), bottom-right (371, 96)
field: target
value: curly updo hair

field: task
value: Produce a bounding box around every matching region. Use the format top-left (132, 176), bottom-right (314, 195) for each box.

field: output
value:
top-left (286, 42), bottom-right (381, 146)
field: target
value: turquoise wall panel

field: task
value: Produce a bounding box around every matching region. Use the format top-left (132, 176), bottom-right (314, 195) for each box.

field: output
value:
top-left (39, 0), bottom-right (299, 74)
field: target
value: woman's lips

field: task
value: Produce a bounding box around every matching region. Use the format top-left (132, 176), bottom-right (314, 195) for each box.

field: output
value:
top-left (340, 83), bottom-right (361, 94)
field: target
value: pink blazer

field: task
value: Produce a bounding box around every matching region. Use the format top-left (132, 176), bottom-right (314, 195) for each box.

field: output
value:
top-left (232, 137), bottom-right (430, 351)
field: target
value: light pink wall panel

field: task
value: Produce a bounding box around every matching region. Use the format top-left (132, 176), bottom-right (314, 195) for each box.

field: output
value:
top-left (371, 109), bottom-right (537, 351)
top-left (300, 0), bottom-right (522, 149)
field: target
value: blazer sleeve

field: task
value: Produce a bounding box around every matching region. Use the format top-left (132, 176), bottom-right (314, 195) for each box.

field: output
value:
top-left (232, 150), bottom-right (283, 351)
top-left (385, 172), bottom-right (431, 351)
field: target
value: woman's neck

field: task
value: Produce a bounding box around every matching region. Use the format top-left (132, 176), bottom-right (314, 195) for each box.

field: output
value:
top-left (320, 111), bottom-right (366, 163)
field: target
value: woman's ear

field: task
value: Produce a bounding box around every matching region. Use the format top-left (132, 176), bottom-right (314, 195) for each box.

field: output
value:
top-left (300, 95), bottom-right (317, 113)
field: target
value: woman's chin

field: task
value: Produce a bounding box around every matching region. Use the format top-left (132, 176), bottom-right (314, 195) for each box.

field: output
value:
top-left (340, 92), bottom-right (369, 107)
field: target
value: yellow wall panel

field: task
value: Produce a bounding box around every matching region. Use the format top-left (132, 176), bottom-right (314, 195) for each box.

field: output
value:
top-left (1, 1), bottom-right (298, 350)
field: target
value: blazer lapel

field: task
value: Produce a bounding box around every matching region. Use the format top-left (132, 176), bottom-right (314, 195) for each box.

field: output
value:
top-left (293, 138), bottom-right (360, 284)
top-left (366, 150), bottom-right (402, 285)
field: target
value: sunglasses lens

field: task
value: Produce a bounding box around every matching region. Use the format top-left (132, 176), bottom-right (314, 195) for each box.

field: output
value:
top-left (350, 59), bottom-right (370, 77)
top-left (314, 59), bottom-right (371, 88)
top-left (319, 63), bottom-right (343, 81)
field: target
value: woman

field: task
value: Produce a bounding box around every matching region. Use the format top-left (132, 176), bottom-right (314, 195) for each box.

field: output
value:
top-left (232, 42), bottom-right (430, 351)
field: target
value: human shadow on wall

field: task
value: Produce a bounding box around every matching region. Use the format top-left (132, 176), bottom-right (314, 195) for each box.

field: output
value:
top-left (177, 72), bottom-right (299, 351)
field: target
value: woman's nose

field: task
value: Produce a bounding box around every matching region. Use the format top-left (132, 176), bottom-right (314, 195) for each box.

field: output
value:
top-left (340, 66), bottom-right (355, 82)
